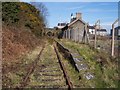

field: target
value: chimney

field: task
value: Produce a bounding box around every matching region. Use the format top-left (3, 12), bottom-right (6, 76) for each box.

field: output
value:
top-left (76, 12), bottom-right (82, 19)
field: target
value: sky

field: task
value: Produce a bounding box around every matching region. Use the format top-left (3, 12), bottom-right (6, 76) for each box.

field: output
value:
top-left (21, 1), bottom-right (119, 34)
top-left (43, 2), bottom-right (118, 34)
top-left (20, 0), bottom-right (120, 2)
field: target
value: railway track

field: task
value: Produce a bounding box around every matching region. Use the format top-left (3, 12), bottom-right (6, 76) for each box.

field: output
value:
top-left (19, 45), bottom-right (45, 88)
top-left (17, 40), bottom-right (73, 89)
top-left (54, 45), bottom-right (73, 89)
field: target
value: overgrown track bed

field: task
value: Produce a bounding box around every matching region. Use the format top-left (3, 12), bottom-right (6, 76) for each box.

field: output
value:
top-left (20, 45), bottom-right (45, 87)
top-left (54, 45), bottom-right (73, 89)
top-left (3, 39), bottom-right (78, 89)
top-left (54, 40), bottom-right (82, 88)
top-left (56, 39), bottom-right (119, 88)
top-left (22, 41), bottom-right (68, 88)
top-left (2, 45), bottom-right (44, 88)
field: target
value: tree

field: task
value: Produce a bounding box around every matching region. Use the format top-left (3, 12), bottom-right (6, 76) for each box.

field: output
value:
top-left (30, 2), bottom-right (49, 27)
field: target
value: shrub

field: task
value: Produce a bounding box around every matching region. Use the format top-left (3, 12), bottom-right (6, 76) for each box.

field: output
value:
top-left (2, 2), bottom-right (20, 23)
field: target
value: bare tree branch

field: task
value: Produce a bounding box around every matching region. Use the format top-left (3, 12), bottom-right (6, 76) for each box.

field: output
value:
top-left (30, 2), bottom-right (49, 27)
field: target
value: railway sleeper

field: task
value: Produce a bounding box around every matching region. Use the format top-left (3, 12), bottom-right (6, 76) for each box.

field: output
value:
top-left (40, 74), bottom-right (62, 76)
top-left (41, 79), bottom-right (62, 82)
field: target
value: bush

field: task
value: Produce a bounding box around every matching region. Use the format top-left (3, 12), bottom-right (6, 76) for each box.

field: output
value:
top-left (2, 2), bottom-right (46, 37)
top-left (2, 2), bottom-right (20, 23)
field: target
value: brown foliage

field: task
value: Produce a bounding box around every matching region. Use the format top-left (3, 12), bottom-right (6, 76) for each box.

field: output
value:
top-left (2, 25), bottom-right (41, 62)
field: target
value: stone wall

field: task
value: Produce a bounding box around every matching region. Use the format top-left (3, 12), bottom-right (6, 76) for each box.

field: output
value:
top-left (64, 20), bottom-right (85, 42)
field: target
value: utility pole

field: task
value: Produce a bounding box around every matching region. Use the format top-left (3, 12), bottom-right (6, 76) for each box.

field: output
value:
top-left (111, 19), bottom-right (119, 57)
top-left (94, 20), bottom-right (100, 49)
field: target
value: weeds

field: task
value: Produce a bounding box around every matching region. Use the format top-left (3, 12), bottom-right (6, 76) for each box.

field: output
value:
top-left (58, 39), bottom-right (118, 88)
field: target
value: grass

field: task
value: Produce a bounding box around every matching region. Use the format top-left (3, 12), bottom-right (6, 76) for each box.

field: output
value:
top-left (27, 42), bottom-right (67, 88)
top-left (57, 39), bottom-right (118, 88)
top-left (3, 38), bottom-right (118, 88)
top-left (2, 46), bottom-right (42, 88)
top-left (3, 40), bottom-right (67, 88)
top-left (56, 45), bottom-right (82, 88)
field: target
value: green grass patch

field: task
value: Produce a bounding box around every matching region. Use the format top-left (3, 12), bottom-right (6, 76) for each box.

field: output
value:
top-left (57, 39), bottom-right (118, 88)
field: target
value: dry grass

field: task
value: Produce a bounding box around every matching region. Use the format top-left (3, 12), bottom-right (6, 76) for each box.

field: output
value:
top-left (2, 25), bottom-right (42, 63)
top-left (27, 42), bottom-right (67, 88)
top-left (2, 45), bottom-right (43, 88)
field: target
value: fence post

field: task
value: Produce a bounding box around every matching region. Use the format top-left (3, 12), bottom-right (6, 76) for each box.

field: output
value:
top-left (111, 25), bottom-right (115, 57)
top-left (86, 23), bottom-right (90, 44)
top-left (69, 29), bottom-right (70, 39)
top-left (94, 20), bottom-right (100, 49)
top-left (111, 19), bottom-right (119, 57)
top-left (78, 29), bottom-right (80, 43)
top-left (94, 25), bottom-right (97, 49)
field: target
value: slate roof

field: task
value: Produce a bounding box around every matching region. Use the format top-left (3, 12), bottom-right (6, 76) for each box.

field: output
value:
top-left (115, 26), bottom-right (120, 30)
top-left (68, 18), bottom-right (86, 27)
top-left (97, 29), bottom-right (107, 32)
top-left (88, 26), bottom-right (95, 29)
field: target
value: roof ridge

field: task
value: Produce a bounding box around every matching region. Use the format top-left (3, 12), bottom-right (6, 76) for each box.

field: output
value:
top-left (68, 18), bottom-right (86, 27)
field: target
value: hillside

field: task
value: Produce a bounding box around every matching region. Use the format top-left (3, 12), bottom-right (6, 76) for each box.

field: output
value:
top-left (2, 2), bottom-right (45, 62)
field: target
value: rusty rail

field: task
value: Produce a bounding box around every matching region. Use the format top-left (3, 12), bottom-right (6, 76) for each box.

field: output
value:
top-left (16, 39), bottom-right (73, 89)
top-left (54, 45), bottom-right (73, 90)
top-left (19, 45), bottom-right (45, 88)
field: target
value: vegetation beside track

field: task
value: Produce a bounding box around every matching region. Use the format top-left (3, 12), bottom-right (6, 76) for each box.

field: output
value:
top-left (57, 39), bottom-right (118, 88)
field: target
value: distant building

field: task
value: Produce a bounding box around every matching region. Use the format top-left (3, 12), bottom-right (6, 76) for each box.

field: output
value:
top-left (88, 26), bottom-right (107, 36)
top-left (63, 12), bottom-right (89, 43)
top-left (110, 26), bottom-right (120, 36)
top-left (88, 26), bottom-right (95, 34)
top-left (57, 23), bottom-right (67, 29)
top-left (96, 29), bottom-right (107, 36)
